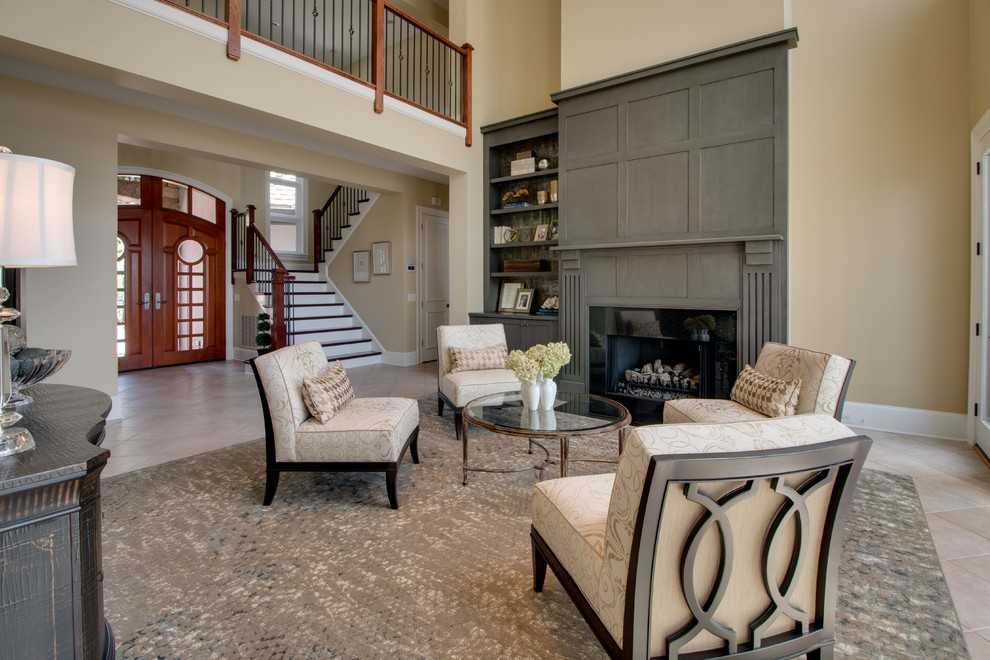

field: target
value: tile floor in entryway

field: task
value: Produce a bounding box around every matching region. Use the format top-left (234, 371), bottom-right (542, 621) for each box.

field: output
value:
top-left (103, 360), bottom-right (990, 658)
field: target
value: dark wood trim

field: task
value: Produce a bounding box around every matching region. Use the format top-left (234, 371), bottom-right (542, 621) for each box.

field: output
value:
top-left (372, 0), bottom-right (385, 114)
top-left (384, 3), bottom-right (468, 54)
top-left (462, 43), bottom-right (474, 147)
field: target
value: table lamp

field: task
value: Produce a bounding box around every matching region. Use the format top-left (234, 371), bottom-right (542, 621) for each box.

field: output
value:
top-left (0, 146), bottom-right (77, 457)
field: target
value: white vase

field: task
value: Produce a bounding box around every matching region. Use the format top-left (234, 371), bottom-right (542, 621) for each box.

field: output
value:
top-left (520, 380), bottom-right (540, 410)
top-left (539, 377), bottom-right (557, 410)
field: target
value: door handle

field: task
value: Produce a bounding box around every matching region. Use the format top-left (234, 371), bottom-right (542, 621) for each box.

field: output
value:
top-left (137, 293), bottom-right (150, 310)
top-left (155, 292), bottom-right (166, 310)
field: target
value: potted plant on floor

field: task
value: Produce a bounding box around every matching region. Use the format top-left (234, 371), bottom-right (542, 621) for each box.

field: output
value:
top-left (256, 312), bottom-right (273, 355)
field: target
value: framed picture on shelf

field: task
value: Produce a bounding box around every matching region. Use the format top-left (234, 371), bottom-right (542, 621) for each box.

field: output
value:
top-left (534, 224), bottom-right (550, 241)
top-left (498, 281), bottom-right (524, 312)
top-left (549, 219), bottom-right (559, 240)
top-left (514, 288), bottom-right (535, 313)
top-left (372, 241), bottom-right (391, 275)
top-left (353, 250), bottom-right (370, 282)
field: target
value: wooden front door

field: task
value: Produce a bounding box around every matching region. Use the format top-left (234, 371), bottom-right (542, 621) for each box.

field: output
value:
top-left (117, 176), bottom-right (225, 371)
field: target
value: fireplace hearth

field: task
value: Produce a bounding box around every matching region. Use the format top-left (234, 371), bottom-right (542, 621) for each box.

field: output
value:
top-left (589, 307), bottom-right (738, 424)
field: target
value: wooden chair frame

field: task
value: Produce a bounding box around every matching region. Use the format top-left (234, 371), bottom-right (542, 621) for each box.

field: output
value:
top-left (532, 436), bottom-right (872, 659)
top-left (250, 358), bottom-right (420, 509)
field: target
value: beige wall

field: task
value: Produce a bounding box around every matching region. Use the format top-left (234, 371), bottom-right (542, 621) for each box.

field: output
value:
top-left (789, 0), bottom-right (970, 413)
top-left (973, 0), bottom-right (990, 124)
top-left (560, 0), bottom-right (785, 89)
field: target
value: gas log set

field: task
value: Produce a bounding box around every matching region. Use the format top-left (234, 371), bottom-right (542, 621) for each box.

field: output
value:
top-left (617, 359), bottom-right (700, 400)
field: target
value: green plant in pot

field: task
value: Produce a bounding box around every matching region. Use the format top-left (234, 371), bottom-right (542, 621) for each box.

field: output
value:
top-left (683, 314), bottom-right (716, 341)
top-left (256, 312), bottom-right (273, 355)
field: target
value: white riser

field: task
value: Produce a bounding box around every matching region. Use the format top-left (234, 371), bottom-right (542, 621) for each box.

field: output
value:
top-left (338, 354), bottom-right (381, 368)
top-left (289, 306), bottom-right (347, 319)
top-left (289, 281), bottom-right (332, 292)
top-left (291, 328), bottom-right (365, 342)
top-left (288, 271), bottom-right (324, 283)
top-left (287, 292), bottom-right (337, 305)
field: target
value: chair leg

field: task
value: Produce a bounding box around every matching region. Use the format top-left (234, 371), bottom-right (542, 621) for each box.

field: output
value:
top-left (386, 466), bottom-right (399, 509)
top-left (808, 645), bottom-right (834, 660)
top-left (532, 535), bottom-right (548, 593)
top-left (262, 469), bottom-right (280, 506)
top-left (410, 431), bottom-right (420, 464)
top-left (437, 395), bottom-right (444, 416)
top-left (455, 411), bottom-right (463, 442)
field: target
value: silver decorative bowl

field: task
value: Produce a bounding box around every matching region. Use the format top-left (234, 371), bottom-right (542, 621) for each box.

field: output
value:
top-left (7, 347), bottom-right (71, 406)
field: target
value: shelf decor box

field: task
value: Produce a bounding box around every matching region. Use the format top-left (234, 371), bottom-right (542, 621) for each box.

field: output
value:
top-left (504, 259), bottom-right (549, 272)
top-left (510, 157), bottom-right (536, 175)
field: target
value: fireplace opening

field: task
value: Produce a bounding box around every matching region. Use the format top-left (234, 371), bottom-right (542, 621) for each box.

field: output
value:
top-left (589, 307), bottom-right (738, 424)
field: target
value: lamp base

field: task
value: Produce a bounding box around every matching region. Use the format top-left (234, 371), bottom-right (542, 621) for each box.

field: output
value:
top-left (0, 410), bottom-right (35, 457)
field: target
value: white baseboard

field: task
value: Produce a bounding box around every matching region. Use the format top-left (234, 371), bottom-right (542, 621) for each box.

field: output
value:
top-left (108, 395), bottom-right (123, 422)
top-left (840, 401), bottom-right (969, 442)
top-left (232, 347), bottom-right (258, 362)
top-left (381, 351), bottom-right (419, 367)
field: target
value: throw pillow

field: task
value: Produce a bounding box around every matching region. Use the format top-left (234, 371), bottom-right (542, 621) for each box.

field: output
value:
top-left (730, 365), bottom-right (801, 418)
top-left (449, 344), bottom-right (508, 373)
top-left (301, 362), bottom-right (355, 423)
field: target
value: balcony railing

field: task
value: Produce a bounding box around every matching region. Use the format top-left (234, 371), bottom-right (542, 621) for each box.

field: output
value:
top-left (160, 0), bottom-right (472, 145)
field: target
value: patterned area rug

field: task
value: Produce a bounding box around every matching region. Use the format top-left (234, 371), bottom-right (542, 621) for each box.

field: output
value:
top-left (102, 396), bottom-right (968, 658)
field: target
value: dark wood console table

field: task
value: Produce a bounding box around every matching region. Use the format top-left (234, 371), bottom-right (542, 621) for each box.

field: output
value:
top-left (0, 384), bottom-right (114, 659)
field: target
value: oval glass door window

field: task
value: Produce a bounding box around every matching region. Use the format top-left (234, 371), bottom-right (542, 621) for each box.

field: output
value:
top-left (177, 238), bottom-right (204, 263)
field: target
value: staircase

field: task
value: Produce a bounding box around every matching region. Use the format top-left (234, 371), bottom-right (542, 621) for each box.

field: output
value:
top-left (283, 269), bottom-right (382, 367)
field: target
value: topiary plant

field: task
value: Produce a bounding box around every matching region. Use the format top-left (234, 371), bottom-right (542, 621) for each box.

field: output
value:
top-left (256, 312), bottom-right (273, 354)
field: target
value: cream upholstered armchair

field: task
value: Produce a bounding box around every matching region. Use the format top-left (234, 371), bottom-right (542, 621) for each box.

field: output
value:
top-left (664, 342), bottom-right (855, 425)
top-left (436, 324), bottom-right (519, 440)
top-left (531, 415), bottom-right (872, 659)
top-left (251, 341), bottom-right (420, 509)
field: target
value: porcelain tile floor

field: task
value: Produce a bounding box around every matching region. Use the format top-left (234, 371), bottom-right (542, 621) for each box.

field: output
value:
top-left (104, 360), bottom-right (990, 658)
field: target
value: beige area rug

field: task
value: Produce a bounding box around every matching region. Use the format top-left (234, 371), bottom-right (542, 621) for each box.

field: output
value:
top-left (101, 396), bottom-right (968, 658)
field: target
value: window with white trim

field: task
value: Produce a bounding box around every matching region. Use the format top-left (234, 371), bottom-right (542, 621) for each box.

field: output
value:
top-left (267, 171), bottom-right (307, 255)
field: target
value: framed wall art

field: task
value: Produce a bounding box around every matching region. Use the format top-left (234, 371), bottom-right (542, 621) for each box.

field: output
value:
top-left (372, 241), bottom-right (391, 275)
top-left (498, 281), bottom-right (524, 312)
top-left (353, 250), bottom-right (370, 282)
top-left (534, 224), bottom-right (550, 241)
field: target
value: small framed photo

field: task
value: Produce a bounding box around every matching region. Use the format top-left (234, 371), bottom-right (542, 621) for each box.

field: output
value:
top-left (372, 241), bottom-right (391, 275)
top-left (514, 288), bottom-right (535, 313)
top-left (549, 219), bottom-right (559, 240)
top-left (534, 224), bottom-right (550, 241)
top-left (498, 281), bottom-right (524, 312)
top-left (353, 250), bottom-right (370, 282)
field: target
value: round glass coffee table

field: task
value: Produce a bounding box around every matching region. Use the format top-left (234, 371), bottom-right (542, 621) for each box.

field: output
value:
top-left (460, 391), bottom-right (632, 485)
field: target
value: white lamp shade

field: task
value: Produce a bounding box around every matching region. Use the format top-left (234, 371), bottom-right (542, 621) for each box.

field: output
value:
top-left (0, 152), bottom-right (77, 267)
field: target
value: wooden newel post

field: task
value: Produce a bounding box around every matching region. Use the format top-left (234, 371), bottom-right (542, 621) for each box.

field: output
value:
top-left (225, 0), bottom-right (242, 60)
top-left (461, 43), bottom-right (474, 147)
top-left (272, 269), bottom-right (289, 349)
top-left (245, 204), bottom-right (256, 284)
top-left (313, 209), bottom-right (322, 265)
top-left (372, 0), bottom-right (385, 114)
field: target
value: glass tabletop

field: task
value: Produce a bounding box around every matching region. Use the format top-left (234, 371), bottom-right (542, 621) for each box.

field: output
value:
top-left (463, 391), bottom-right (630, 435)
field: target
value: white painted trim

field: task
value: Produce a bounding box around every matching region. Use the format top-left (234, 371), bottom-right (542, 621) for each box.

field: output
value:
top-left (232, 347), bottom-right (258, 362)
top-left (416, 206), bottom-right (449, 364)
top-left (381, 350), bottom-right (420, 367)
top-left (840, 401), bottom-right (969, 442)
top-left (383, 96), bottom-right (467, 138)
top-left (969, 107), bottom-right (990, 448)
top-left (108, 0), bottom-right (227, 42)
top-left (108, 396), bottom-right (123, 422)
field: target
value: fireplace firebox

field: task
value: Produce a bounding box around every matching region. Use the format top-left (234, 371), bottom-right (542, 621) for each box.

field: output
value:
top-left (589, 307), bottom-right (738, 425)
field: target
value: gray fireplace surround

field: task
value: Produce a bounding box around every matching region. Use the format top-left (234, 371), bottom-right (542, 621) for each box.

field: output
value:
top-left (549, 29), bottom-right (797, 394)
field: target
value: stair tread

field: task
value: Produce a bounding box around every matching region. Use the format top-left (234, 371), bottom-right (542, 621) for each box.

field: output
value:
top-left (287, 303), bottom-right (344, 308)
top-left (320, 338), bottom-right (372, 347)
top-left (328, 350), bottom-right (382, 361)
top-left (289, 314), bottom-right (354, 321)
top-left (289, 291), bottom-right (337, 295)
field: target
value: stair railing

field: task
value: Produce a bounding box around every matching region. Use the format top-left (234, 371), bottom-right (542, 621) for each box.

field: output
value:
top-left (311, 185), bottom-right (370, 269)
top-left (230, 204), bottom-right (295, 349)
top-left (158, 0), bottom-right (473, 146)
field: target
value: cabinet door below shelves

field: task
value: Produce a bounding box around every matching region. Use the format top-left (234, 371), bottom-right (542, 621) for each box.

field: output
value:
top-left (501, 319), bottom-right (526, 351)
top-left (525, 319), bottom-right (556, 346)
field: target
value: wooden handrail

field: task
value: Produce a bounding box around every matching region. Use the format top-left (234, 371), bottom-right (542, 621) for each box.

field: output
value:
top-left (383, 3), bottom-right (469, 56)
top-left (312, 186), bottom-right (344, 264)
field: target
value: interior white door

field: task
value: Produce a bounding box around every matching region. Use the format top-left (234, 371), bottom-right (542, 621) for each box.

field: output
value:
top-left (971, 114), bottom-right (990, 459)
top-left (418, 208), bottom-right (449, 363)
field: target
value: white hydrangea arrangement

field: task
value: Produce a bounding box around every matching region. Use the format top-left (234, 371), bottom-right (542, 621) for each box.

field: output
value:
top-left (505, 342), bottom-right (572, 382)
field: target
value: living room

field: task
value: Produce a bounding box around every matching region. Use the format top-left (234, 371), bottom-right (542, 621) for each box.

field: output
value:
top-left (1, 0), bottom-right (990, 656)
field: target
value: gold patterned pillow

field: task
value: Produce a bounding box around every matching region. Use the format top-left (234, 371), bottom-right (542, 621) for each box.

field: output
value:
top-left (730, 365), bottom-right (801, 417)
top-left (301, 362), bottom-right (354, 423)
top-left (449, 344), bottom-right (507, 373)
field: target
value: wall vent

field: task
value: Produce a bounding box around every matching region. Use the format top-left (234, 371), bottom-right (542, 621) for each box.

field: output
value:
top-left (240, 315), bottom-right (256, 347)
